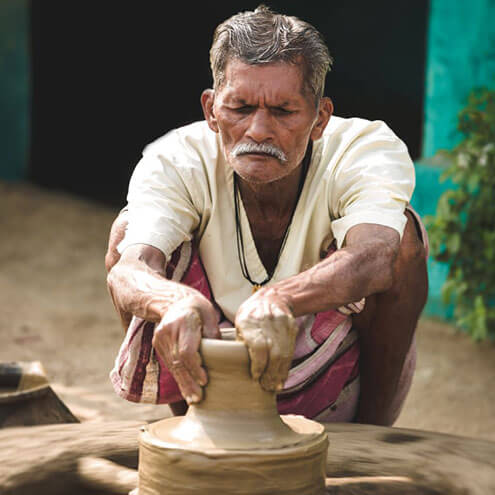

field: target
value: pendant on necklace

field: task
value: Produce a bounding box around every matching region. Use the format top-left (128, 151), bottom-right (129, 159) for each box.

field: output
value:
top-left (252, 284), bottom-right (262, 293)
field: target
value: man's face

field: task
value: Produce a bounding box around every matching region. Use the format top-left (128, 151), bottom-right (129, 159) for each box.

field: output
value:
top-left (202, 59), bottom-right (332, 185)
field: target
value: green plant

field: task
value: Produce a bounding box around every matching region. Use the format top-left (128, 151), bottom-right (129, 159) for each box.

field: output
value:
top-left (426, 87), bottom-right (495, 341)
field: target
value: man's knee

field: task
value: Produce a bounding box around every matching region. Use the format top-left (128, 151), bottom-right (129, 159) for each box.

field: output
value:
top-left (105, 209), bottom-right (129, 273)
top-left (388, 210), bottom-right (428, 310)
top-left (399, 210), bottom-right (427, 267)
top-left (353, 211), bottom-right (428, 331)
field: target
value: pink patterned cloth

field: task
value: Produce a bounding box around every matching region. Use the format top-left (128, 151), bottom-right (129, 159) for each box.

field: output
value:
top-left (110, 242), bottom-right (218, 405)
top-left (110, 240), bottom-right (361, 419)
top-left (110, 205), bottom-right (426, 421)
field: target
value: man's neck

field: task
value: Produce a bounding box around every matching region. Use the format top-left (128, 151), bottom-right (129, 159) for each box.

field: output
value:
top-left (236, 144), bottom-right (312, 220)
top-left (237, 163), bottom-right (304, 219)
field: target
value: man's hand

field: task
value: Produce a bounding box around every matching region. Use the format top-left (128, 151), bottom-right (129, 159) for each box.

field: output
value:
top-left (235, 289), bottom-right (297, 392)
top-left (106, 232), bottom-right (221, 406)
top-left (152, 295), bottom-right (220, 405)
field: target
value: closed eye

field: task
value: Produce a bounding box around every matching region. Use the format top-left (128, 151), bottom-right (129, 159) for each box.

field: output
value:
top-left (231, 106), bottom-right (254, 114)
top-left (272, 107), bottom-right (294, 115)
top-left (228, 105), bottom-right (294, 116)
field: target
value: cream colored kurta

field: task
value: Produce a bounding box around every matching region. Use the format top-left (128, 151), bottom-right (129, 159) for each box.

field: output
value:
top-left (118, 116), bottom-right (415, 322)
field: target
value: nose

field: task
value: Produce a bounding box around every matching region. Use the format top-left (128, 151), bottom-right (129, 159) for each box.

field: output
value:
top-left (245, 109), bottom-right (274, 143)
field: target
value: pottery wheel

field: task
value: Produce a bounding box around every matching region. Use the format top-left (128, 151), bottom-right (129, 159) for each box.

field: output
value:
top-left (138, 331), bottom-right (328, 495)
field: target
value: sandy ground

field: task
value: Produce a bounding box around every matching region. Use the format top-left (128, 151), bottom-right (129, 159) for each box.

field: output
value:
top-left (1, 180), bottom-right (494, 440)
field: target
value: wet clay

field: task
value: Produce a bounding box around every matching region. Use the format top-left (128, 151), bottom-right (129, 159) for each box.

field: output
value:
top-left (138, 330), bottom-right (328, 494)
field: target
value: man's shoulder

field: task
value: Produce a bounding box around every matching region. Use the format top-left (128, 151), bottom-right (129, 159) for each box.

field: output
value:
top-left (142, 120), bottom-right (218, 160)
top-left (316, 115), bottom-right (406, 170)
top-left (321, 115), bottom-right (398, 142)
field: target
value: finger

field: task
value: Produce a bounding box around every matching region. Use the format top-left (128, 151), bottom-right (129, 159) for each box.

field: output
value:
top-left (182, 349), bottom-right (208, 387)
top-left (169, 360), bottom-right (204, 404)
top-left (246, 332), bottom-right (269, 381)
top-left (275, 354), bottom-right (292, 391)
top-left (261, 357), bottom-right (289, 392)
top-left (261, 341), bottom-right (282, 391)
top-left (264, 310), bottom-right (296, 390)
top-left (177, 313), bottom-right (208, 387)
top-left (153, 318), bottom-right (204, 401)
top-left (152, 320), bottom-right (179, 366)
top-left (261, 326), bottom-right (289, 391)
top-left (201, 307), bottom-right (221, 339)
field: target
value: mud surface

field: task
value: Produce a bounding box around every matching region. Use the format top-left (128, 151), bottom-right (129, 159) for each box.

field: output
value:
top-left (1, 181), bottom-right (494, 439)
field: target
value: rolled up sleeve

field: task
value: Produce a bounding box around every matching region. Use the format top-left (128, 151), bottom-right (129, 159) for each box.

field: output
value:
top-left (328, 120), bottom-right (415, 248)
top-left (118, 135), bottom-right (201, 261)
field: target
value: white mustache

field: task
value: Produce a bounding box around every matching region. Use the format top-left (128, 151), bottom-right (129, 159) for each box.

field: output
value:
top-left (231, 142), bottom-right (288, 163)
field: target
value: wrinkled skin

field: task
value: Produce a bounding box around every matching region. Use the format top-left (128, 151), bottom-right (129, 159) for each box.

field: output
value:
top-left (199, 60), bottom-right (333, 390)
top-left (152, 296), bottom-right (219, 404)
top-left (235, 290), bottom-right (297, 392)
top-left (201, 60), bottom-right (332, 185)
top-left (106, 226), bottom-right (220, 405)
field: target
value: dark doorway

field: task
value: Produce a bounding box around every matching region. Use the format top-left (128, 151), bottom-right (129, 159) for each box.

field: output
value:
top-left (29, 1), bottom-right (428, 206)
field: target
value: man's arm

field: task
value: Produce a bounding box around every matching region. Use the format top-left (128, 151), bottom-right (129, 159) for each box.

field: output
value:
top-left (106, 243), bottom-right (220, 404)
top-left (235, 222), bottom-right (400, 393)
top-left (271, 223), bottom-right (400, 316)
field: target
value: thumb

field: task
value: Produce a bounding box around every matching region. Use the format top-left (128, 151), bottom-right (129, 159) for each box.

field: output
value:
top-left (200, 306), bottom-right (221, 339)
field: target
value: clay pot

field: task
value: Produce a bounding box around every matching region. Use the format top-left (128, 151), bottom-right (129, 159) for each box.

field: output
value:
top-left (0, 361), bottom-right (78, 427)
top-left (138, 331), bottom-right (328, 495)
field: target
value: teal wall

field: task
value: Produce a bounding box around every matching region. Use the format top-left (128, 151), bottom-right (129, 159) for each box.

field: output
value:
top-left (411, 160), bottom-right (454, 319)
top-left (423, 0), bottom-right (495, 158)
top-left (418, 0), bottom-right (495, 319)
top-left (0, 0), bottom-right (29, 180)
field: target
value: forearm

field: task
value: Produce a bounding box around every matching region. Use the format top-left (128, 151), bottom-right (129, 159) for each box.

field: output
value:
top-left (269, 238), bottom-right (398, 317)
top-left (106, 248), bottom-right (202, 324)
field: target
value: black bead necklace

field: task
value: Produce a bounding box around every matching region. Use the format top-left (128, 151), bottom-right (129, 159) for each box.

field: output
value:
top-left (233, 146), bottom-right (311, 293)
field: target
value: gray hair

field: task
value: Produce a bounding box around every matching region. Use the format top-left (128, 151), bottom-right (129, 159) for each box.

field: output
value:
top-left (210, 5), bottom-right (333, 102)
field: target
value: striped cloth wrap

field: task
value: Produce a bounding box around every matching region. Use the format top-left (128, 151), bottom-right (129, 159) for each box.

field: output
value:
top-left (110, 206), bottom-right (427, 421)
top-left (110, 239), bottom-right (366, 421)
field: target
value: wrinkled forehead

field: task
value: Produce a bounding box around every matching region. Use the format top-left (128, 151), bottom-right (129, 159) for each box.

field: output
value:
top-left (219, 58), bottom-right (310, 100)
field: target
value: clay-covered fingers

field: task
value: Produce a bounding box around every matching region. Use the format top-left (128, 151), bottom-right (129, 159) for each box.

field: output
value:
top-left (240, 327), bottom-right (270, 381)
top-left (176, 321), bottom-right (208, 387)
top-left (259, 304), bottom-right (297, 391)
top-left (235, 292), bottom-right (297, 392)
top-left (197, 301), bottom-right (222, 340)
top-left (236, 298), bottom-right (271, 381)
top-left (153, 306), bottom-right (206, 405)
top-left (259, 339), bottom-right (282, 391)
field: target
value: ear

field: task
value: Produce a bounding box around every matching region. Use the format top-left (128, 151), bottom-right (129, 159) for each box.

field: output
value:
top-left (201, 89), bottom-right (219, 133)
top-left (310, 97), bottom-right (333, 141)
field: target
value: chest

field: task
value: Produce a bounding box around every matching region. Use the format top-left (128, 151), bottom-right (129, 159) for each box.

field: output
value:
top-left (197, 185), bottom-right (332, 322)
top-left (244, 209), bottom-right (293, 277)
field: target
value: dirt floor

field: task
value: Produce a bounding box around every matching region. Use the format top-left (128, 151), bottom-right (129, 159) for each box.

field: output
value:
top-left (1, 180), bottom-right (494, 440)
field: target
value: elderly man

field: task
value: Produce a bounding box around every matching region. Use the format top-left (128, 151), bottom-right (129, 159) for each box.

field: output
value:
top-left (106, 6), bottom-right (427, 425)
